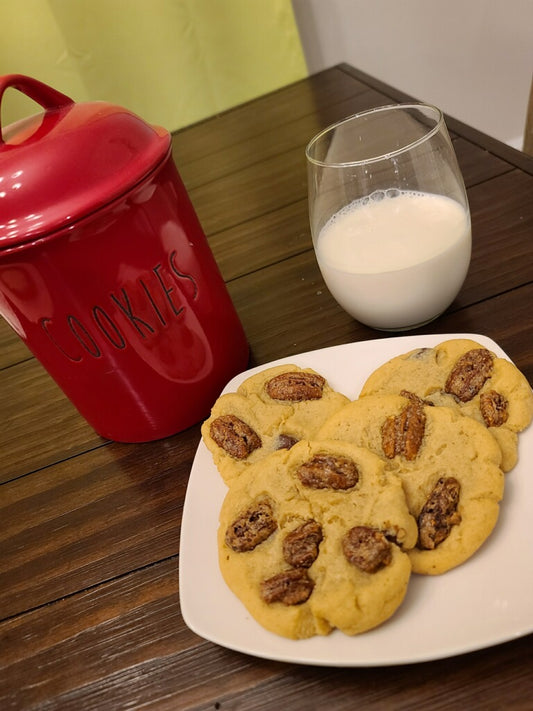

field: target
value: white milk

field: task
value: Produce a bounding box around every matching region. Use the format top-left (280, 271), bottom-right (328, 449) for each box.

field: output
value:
top-left (315, 190), bottom-right (471, 330)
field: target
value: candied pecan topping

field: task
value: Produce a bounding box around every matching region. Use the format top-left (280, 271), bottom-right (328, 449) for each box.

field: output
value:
top-left (265, 371), bottom-right (325, 401)
top-left (444, 348), bottom-right (494, 402)
top-left (210, 414), bottom-right (261, 460)
top-left (342, 526), bottom-right (392, 573)
top-left (260, 568), bottom-right (314, 605)
top-left (282, 520), bottom-right (323, 568)
top-left (276, 434), bottom-right (299, 450)
top-left (407, 347), bottom-right (433, 361)
top-left (383, 525), bottom-right (408, 546)
top-left (418, 477), bottom-right (461, 550)
top-left (400, 390), bottom-right (434, 407)
top-left (296, 453), bottom-right (359, 489)
top-left (480, 390), bottom-right (509, 427)
top-left (381, 400), bottom-right (426, 461)
top-left (225, 499), bottom-right (277, 552)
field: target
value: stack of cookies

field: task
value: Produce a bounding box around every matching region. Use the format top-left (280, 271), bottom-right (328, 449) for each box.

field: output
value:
top-left (201, 339), bottom-right (533, 640)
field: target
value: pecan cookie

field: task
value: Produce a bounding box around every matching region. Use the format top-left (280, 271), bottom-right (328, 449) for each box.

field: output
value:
top-left (218, 439), bottom-right (418, 639)
top-left (317, 393), bottom-right (504, 575)
top-left (359, 338), bottom-right (533, 473)
top-left (202, 365), bottom-right (349, 484)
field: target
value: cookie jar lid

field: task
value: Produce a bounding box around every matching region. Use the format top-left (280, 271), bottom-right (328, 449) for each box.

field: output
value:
top-left (0, 74), bottom-right (171, 250)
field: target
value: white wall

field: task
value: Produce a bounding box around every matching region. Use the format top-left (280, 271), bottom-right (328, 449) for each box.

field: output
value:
top-left (292, 0), bottom-right (533, 149)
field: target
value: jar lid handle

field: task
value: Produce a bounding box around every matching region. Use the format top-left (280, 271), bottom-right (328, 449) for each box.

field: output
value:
top-left (0, 74), bottom-right (74, 144)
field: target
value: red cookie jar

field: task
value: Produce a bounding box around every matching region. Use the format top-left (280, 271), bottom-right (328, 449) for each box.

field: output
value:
top-left (0, 74), bottom-right (249, 442)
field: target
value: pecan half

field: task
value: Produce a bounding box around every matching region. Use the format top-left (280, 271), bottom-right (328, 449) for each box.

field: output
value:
top-left (418, 477), bottom-right (461, 550)
top-left (210, 414), bottom-right (261, 460)
top-left (296, 453), bottom-right (359, 489)
top-left (260, 568), bottom-right (314, 605)
top-left (283, 520), bottom-right (323, 568)
top-left (276, 434), bottom-right (299, 450)
top-left (444, 348), bottom-right (494, 402)
top-left (265, 371), bottom-right (325, 401)
top-left (381, 400), bottom-right (426, 461)
top-left (342, 526), bottom-right (392, 573)
top-left (383, 525), bottom-right (408, 546)
top-left (225, 499), bottom-right (277, 552)
top-left (480, 390), bottom-right (509, 427)
top-left (400, 389), bottom-right (433, 407)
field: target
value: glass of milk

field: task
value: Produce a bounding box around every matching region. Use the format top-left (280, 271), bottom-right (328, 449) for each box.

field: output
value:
top-left (305, 104), bottom-right (471, 330)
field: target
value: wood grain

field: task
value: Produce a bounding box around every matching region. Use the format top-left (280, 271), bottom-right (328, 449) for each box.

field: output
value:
top-left (1, 557), bottom-right (531, 710)
top-left (2, 359), bottom-right (104, 483)
top-left (0, 427), bottom-right (199, 618)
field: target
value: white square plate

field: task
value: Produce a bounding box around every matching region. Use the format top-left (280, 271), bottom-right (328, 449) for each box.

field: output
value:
top-left (179, 333), bottom-right (533, 666)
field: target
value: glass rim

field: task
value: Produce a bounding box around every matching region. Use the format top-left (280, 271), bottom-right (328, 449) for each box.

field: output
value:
top-left (305, 102), bottom-right (445, 168)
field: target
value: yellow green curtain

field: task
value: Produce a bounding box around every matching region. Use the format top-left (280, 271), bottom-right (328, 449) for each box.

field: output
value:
top-left (0, 0), bottom-right (307, 132)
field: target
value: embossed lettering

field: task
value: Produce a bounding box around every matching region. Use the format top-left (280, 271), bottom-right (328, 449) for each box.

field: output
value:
top-left (92, 306), bottom-right (126, 349)
top-left (40, 317), bottom-right (82, 363)
top-left (40, 251), bottom-right (200, 363)
top-left (169, 250), bottom-right (199, 300)
top-left (139, 279), bottom-right (167, 326)
top-left (110, 288), bottom-right (155, 338)
top-left (154, 263), bottom-right (183, 317)
top-left (68, 315), bottom-right (101, 357)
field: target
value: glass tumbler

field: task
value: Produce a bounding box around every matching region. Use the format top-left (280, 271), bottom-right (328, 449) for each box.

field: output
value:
top-left (306, 104), bottom-right (471, 331)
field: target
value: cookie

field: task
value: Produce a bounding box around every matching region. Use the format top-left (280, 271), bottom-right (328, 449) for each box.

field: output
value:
top-left (317, 393), bottom-right (505, 575)
top-left (359, 338), bottom-right (533, 473)
top-left (202, 365), bottom-right (349, 484)
top-left (218, 439), bottom-right (418, 639)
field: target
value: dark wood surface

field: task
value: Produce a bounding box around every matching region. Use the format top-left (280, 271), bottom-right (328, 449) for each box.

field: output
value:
top-left (1, 64), bottom-right (532, 710)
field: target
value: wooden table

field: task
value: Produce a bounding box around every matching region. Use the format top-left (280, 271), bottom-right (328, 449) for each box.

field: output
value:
top-left (2, 64), bottom-right (532, 710)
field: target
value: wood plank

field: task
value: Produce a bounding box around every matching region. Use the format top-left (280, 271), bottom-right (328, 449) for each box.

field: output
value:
top-left (188, 143), bottom-right (307, 235)
top-left (176, 87), bottom-right (391, 191)
top-left (0, 319), bottom-right (31, 370)
top-left (0, 558), bottom-right (285, 710)
top-left (461, 169), bottom-right (533, 306)
top-left (177, 96), bottom-right (512, 195)
top-left (2, 359), bottom-right (105, 483)
top-left (453, 137), bottom-right (513, 186)
top-left (0, 427), bottom-right (199, 617)
top-left (196, 635), bottom-right (532, 711)
top-left (170, 66), bottom-right (370, 165)
top-left (1, 555), bottom-right (531, 710)
top-left (209, 198), bottom-right (310, 282)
